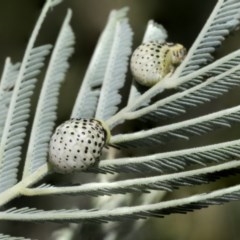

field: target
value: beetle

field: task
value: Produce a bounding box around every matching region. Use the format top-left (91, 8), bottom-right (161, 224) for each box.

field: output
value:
top-left (130, 42), bottom-right (186, 87)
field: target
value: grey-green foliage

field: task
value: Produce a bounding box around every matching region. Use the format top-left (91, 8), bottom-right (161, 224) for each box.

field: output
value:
top-left (1, 0), bottom-right (240, 239)
top-left (0, 233), bottom-right (31, 240)
top-left (71, 7), bottom-right (130, 119)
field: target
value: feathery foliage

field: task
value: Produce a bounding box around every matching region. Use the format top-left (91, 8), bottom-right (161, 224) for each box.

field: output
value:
top-left (0, 59), bottom-right (20, 139)
top-left (173, 0), bottom-right (240, 77)
top-left (23, 10), bottom-right (75, 178)
top-left (71, 7), bottom-right (129, 119)
top-left (95, 19), bottom-right (133, 120)
top-left (1, 0), bottom-right (240, 239)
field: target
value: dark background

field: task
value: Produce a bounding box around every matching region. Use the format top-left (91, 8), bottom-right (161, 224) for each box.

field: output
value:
top-left (1, 0), bottom-right (240, 239)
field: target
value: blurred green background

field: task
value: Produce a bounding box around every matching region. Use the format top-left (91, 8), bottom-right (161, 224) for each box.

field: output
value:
top-left (0, 0), bottom-right (240, 239)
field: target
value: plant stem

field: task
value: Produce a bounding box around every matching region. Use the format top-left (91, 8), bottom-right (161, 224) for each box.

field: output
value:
top-left (0, 164), bottom-right (49, 207)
